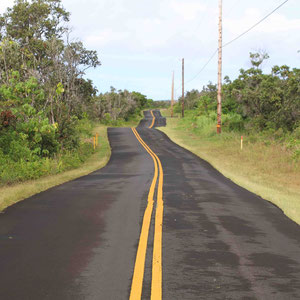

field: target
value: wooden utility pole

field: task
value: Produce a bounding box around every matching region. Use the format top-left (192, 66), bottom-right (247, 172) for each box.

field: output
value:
top-left (182, 58), bottom-right (184, 118)
top-left (217, 0), bottom-right (222, 134)
top-left (171, 71), bottom-right (174, 118)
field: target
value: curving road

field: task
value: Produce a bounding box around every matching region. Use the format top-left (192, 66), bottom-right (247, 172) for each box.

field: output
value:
top-left (0, 110), bottom-right (300, 299)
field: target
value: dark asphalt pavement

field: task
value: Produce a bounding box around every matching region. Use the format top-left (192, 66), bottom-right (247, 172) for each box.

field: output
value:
top-left (137, 110), bottom-right (166, 128)
top-left (0, 110), bottom-right (300, 299)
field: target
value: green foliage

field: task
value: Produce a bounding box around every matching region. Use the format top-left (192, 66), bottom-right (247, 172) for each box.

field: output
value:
top-left (75, 117), bottom-right (93, 137)
top-left (93, 88), bottom-right (153, 123)
top-left (0, 0), bottom-right (70, 42)
top-left (222, 113), bottom-right (245, 132)
top-left (197, 95), bottom-right (217, 115)
top-left (149, 100), bottom-right (170, 109)
top-left (182, 89), bottom-right (201, 109)
top-left (0, 0), bottom-right (150, 186)
top-left (0, 141), bottom-right (94, 185)
top-left (0, 0), bottom-right (104, 184)
top-left (223, 55), bottom-right (300, 131)
top-left (0, 73), bottom-right (59, 160)
top-left (132, 91), bottom-right (148, 108)
top-left (57, 116), bottom-right (80, 150)
top-left (181, 52), bottom-right (299, 136)
top-left (178, 52), bottom-right (300, 163)
top-left (178, 83), bottom-right (218, 114)
top-left (0, 71), bottom-right (45, 108)
top-left (249, 51), bottom-right (269, 68)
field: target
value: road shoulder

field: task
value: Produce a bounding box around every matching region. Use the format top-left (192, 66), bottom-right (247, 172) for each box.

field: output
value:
top-left (158, 117), bottom-right (300, 225)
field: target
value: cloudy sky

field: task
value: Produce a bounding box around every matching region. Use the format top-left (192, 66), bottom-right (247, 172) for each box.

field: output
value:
top-left (1, 0), bottom-right (299, 100)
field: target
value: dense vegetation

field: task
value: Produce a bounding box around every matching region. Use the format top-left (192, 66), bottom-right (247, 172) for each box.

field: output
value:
top-left (93, 87), bottom-right (159, 126)
top-left (0, 0), bottom-right (153, 184)
top-left (176, 52), bottom-right (300, 161)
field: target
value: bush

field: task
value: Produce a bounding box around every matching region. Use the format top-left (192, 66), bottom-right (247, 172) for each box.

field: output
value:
top-left (76, 118), bottom-right (93, 137)
top-left (0, 140), bottom-right (94, 185)
top-left (173, 103), bottom-right (181, 114)
top-left (57, 116), bottom-right (80, 151)
top-left (223, 113), bottom-right (245, 132)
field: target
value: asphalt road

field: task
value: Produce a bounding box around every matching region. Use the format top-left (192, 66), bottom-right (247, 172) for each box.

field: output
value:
top-left (0, 110), bottom-right (300, 299)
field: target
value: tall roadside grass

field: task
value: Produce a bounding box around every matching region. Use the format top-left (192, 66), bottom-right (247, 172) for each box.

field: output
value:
top-left (159, 109), bottom-right (300, 225)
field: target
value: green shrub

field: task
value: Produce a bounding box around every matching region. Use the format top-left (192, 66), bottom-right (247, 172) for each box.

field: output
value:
top-left (76, 118), bottom-right (93, 137)
top-left (173, 103), bottom-right (181, 114)
top-left (223, 113), bottom-right (245, 132)
top-left (0, 141), bottom-right (94, 185)
top-left (57, 116), bottom-right (80, 151)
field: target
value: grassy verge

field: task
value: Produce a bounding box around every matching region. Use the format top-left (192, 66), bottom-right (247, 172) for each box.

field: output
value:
top-left (0, 124), bottom-right (110, 211)
top-left (159, 109), bottom-right (300, 225)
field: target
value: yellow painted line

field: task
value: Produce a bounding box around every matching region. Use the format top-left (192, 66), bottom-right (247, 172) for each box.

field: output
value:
top-left (130, 127), bottom-right (164, 300)
top-left (149, 110), bottom-right (155, 128)
top-left (130, 128), bottom-right (158, 300)
top-left (150, 139), bottom-right (163, 300)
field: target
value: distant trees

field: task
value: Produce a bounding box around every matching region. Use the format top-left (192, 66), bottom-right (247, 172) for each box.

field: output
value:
top-left (93, 88), bottom-right (153, 123)
top-left (181, 52), bottom-right (300, 133)
top-left (223, 53), bottom-right (300, 131)
top-left (180, 89), bottom-right (200, 110)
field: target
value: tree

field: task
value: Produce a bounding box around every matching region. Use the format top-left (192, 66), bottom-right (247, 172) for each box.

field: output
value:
top-left (0, 0), bottom-right (101, 160)
top-left (249, 50), bottom-right (269, 69)
top-left (223, 53), bottom-right (299, 131)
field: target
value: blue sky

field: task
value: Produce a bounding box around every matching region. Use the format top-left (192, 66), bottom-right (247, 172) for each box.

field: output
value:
top-left (1, 0), bottom-right (300, 100)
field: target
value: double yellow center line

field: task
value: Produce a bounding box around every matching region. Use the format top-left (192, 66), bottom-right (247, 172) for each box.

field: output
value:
top-left (149, 110), bottom-right (155, 128)
top-left (130, 127), bottom-right (164, 300)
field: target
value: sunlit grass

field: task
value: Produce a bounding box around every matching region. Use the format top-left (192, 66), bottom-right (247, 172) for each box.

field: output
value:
top-left (159, 109), bottom-right (300, 225)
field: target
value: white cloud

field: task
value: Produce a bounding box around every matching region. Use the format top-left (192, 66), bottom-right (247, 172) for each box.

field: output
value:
top-left (169, 0), bottom-right (206, 21)
top-left (256, 13), bottom-right (300, 33)
top-left (84, 29), bottom-right (129, 47)
top-left (225, 8), bottom-right (300, 36)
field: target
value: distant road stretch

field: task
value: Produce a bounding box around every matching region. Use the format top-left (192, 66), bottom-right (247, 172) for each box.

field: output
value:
top-left (0, 110), bottom-right (300, 299)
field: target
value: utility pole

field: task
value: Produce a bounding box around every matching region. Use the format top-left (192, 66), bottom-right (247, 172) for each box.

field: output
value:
top-left (171, 71), bottom-right (174, 118)
top-left (182, 58), bottom-right (184, 118)
top-left (217, 0), bottom-right (222, 134)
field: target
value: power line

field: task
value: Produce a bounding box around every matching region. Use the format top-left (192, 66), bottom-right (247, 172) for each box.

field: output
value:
top-left (175, 49), bottom-right (217, 93)
top-left (173, 0), bottom-right (244, 91)
top-left (182, 0), bottom-right (289, 88)
top-left (184, 49), bottom-right (217, 86)
top-left (183, 0), bottom-right (243, 72)
top-left (223, 0), bottom-right (289, 48)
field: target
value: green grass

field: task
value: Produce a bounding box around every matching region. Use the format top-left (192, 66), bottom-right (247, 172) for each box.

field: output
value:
top-left (0, 124), bottom-right (111, 211)
top-left (159, 109), bottom-right (300, 225)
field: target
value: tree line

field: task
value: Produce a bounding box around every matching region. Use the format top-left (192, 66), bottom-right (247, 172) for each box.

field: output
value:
top-left (0, 0), bottom-right (154, 184)
top-left (179, 52), bottom-right (300, 134)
